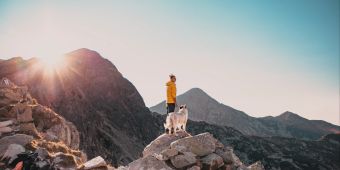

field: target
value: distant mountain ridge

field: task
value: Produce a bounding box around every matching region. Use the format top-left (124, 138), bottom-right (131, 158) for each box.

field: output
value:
top-left (150, 88), bottom-right (340, 140)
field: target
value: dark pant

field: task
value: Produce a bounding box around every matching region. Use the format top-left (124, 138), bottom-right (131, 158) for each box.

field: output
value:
top-left (166, 103), bottom-right (175, 114)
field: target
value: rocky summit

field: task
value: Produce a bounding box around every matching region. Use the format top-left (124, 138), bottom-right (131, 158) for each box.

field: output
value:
top-left (121, 131), bottom-right (264, 170)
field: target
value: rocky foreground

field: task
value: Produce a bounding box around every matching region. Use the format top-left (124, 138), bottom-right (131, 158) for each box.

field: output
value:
top-left (0, 78), bottom-right (114, 169)
top-left (119, 131), bottom-right (264, 170)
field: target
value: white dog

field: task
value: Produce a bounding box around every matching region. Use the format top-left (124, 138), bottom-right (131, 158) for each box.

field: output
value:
top-left (164, 104), bottom-right (188, 134)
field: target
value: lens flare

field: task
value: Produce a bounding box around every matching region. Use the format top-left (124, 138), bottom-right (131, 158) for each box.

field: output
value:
top-left (37, 56), bottom-right (67, 73)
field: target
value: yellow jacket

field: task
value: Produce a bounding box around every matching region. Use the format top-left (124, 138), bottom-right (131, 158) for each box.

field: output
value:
top-left (166, 81), bottom-right (176, 103)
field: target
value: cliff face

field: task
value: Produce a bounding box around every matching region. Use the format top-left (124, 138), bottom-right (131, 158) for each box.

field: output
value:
top-left (0, 49), bottom-right (163, 166)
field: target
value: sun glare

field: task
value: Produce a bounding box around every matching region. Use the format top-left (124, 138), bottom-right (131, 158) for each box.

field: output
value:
top-left (37, 56), bottom-right (67, 73)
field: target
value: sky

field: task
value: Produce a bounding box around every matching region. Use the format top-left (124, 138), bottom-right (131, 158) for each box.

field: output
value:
top-left (0, 0), bottom-right (339, 124)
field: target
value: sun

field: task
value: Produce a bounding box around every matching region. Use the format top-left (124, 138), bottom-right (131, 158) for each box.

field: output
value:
top-left (37, 55), bottom-right (67, 73)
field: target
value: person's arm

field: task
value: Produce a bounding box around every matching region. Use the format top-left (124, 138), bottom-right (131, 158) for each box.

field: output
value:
top-left (172, 84), bottom-right (177, 105)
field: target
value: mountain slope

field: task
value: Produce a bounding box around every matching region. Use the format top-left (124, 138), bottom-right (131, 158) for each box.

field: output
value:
top-left (150, 88), bottom-right (340, 139)
top-left (150, 113), bottom-right (340, 170)
top-left (0, 49), bottom-right (163, 166)
top-left (259, 111), bottom-right (340, 140)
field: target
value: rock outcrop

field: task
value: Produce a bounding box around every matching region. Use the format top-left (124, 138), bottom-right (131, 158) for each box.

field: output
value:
top-left (0, 79), bottom-right (80, 149)
top-left (0, 79), bottom-right (92, 169)
top-left (124, 131), bottom-right (264, 170)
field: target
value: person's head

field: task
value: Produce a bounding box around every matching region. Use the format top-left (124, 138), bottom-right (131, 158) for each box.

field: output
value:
top-left (169, 74), bottom-right (176, 82)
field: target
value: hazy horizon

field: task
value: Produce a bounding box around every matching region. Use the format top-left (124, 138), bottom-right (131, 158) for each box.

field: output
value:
top-left (0, 0), bottom-right (339, 125)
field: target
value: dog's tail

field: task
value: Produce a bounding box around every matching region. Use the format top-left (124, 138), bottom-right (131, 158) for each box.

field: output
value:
top-left (164, 114), bottom-right (172, 129)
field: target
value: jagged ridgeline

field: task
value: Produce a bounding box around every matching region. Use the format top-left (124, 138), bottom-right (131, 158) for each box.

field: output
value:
top-left (1, 49), bottom-right (339, 170)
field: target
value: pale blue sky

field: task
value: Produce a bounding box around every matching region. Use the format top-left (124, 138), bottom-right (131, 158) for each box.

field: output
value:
top-left (0, 0), bottom-right (339, 124)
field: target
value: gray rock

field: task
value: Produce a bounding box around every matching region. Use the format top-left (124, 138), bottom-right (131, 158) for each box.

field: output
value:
top-left (237, 165), bottom-right (250, 170)
top-left (0, 88), bottom-right (22, 107)
top-left (247, 161), bottom-right (265, 170)
top-left (143, 131), bottom-right (190, 158)
top-left (0, 120), bottom-right (13, 127)
top-left (15, 103), bottom-right (33, 123)
top-left (215, 148), bottom-right (233, 164)
top-left (52, 152), bottom-right (78, 169)
top-left (0, 126), bottom-right (13, 134)
top-left (215, 147), bottom-right (242, 167)
top-left (35, 160), bottom-right (50, 170)
top-left (201, 153), bottom-right (224, 170)
top-left (188, 165), bottom-right (201, 170)
top-left (170, 133), bottom-right (216, 156)
top-left (35, 147), bottom-right (49, 159)
top-left (1, 144), bottom-right (25, 163)
top-left (83, 156), bottom-right (106, 170)
top-left (128, 155), bottom-right (173, 170)
top-left (170, 152), bottom-right (197, 169)
top-left (0, 134), bottom-right (33, 155)
top-left (159, 148), bottom-right (178, 160)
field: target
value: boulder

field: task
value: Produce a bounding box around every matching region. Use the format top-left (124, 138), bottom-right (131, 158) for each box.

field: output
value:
top-left (201, 153), bottom-right (224, 170)
top-left (237, 165), bottom-right (250, 170)
top-left (0, 134), bottom-right (33, 154)
top-left (0, 105), bottom-right (16, 118)
top-left (83, 156), bottom-right (107, 170)
top-left (1, 144), bottom-right (25, 163)
top-left (156, 148), bottom-right (178, 161)
top-left (18, 122), bottom-right (40, 137)
top-left (0, 88), bottom-right (22, 107)
top-left (143, 131), bottom-right (190, 158)
top-left (0, 120), bottom-right (13, 127)
top-left (128, 155), bottom-right (173, 170)
top-left (188, 165), bottom-right (201, 170)
top-left (170, 152), bottom-right (197, 169)
top-left (35, 160), bottom-right (51, 170)
top-left (215, 147), bottom-right (242, 167)
top-left (0, 126), bottom-right (13, 134)
top-left (247, 161), bottom-right (265, 170)
top-left (170, 133), bottom-right (216, 156)
top-left (52, 152), bottom-right (78, 169)
top-left (35, 147), bottom-right (49, 159)
top-left (15, 103), bottom-right (33, 123)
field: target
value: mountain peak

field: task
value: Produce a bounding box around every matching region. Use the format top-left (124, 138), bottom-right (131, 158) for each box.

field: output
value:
top-left (277, 111), bottom-right (302, 119)
top-left (66, 48), bottom-right (103, 61)
top-left (276, 111), bottom-right (306, 121)
top-left (186, 87), bottom-right (205, 93)
top-left (182, 88), bottom-right (214, 100)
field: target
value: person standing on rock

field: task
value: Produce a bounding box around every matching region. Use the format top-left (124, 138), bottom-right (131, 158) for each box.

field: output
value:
top-left (166, 74), bottom-right (177, 114)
